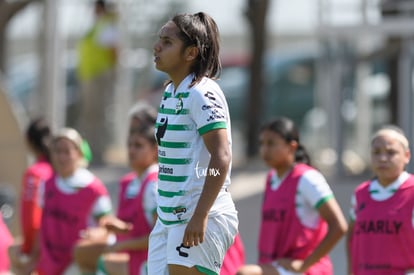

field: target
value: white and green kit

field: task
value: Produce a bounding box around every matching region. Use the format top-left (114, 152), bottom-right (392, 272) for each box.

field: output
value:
top-left (154, 74), bottom-right (236, 225)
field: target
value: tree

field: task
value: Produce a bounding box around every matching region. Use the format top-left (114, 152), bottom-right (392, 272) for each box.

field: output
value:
top-left (244, 0), bottom-right (270, 157)
top-left (0, 0), bottom-right (38, 73)
top-left (380, 0), bottom-right (405, 125)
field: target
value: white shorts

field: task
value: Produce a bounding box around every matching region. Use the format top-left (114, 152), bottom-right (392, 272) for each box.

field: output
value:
top-left (148, 213), bottom-right (238, 275)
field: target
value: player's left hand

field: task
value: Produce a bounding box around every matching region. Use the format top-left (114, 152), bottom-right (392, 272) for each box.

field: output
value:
top-left (182, 214), bottom-right (208, 247)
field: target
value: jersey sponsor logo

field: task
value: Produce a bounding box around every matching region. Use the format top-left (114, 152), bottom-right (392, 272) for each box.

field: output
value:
top-left (204, 91), bottom-right (225, 122)
top-left (172, 207), bottom-right (187, 215)
top-left (354, 219), bottom-right (403, 235)
top-left (359, 263), bottom-right (391, 271)
top-left (262, 209), bottom-right (286, 222)
top-left (202, 103), bottom-right (222, 111)
top-left (43, 207), bottom-right (80, 224)
top-left (204, 91), bottom-right (216, 101)
top-left (176, 243), bottom-right (190, 257)
top-left (214, 261), bottom-right (222, 269)
top-left (357, 202), bottom-right (365, 212)
top-left (206, 109), bottom-right (225, 122)
top-left (159, 165), bottom-right (174, 174)
top-left (173, 207), bottom-right (187, 220)
top-left (156, 117), bottom-right (168, 145)
top-left (158, 149), bottom-right (166, 156)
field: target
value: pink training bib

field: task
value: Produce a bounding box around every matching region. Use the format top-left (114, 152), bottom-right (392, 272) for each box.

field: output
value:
top-left (258, 163), bottom-right (332, 275)
top-left (117, 171), bottom-right (158, 275)
top-left (351, 176), bottom-right (414, 275)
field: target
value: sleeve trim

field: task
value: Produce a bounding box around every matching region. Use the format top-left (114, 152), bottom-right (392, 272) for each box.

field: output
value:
top-left (198, 121), bottom-right (227, 135)
top-left (315, 194), bottom-right (334, 209)
top-left (94, 210), bottom-right (112, 220)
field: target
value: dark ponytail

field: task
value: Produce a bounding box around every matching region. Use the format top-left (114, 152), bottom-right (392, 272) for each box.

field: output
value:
top-left (260, 117), bottom-right (311, 165)
top-left (295, 144), bottom-right (311, 165)
top-left (26, 117), bottom-right (52, 162)
top-left (172, 12), bottom-right (221, 86)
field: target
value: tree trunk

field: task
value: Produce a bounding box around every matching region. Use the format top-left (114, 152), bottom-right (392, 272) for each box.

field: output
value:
top-left (380, 3), bottom-right (403, 125)
top-left (245, 0), bottom-right (269, 158)
top-left (386, 38), bottom-right (401, 125)
top-left (0, 28), bottom-right (5, 73)
top-left (0, 0), bottom-right (35, 73)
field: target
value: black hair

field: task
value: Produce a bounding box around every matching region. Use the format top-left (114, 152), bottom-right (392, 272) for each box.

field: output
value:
top-left (95, 0), bottom-right (106, 9)
top-left (171, 12), bottom-right (221, 87)
top-left (260, 117), bottom-right (311, 165)
top-left (128, 103), bottom-right (157, 132)
top-left (26, 117), bottom-right (52, 162)
top-left (129, 123), bottom-right (157, 146)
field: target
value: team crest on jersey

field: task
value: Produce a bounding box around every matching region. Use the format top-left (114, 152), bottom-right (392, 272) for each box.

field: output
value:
top-left (175, 94), bottom-right (184, 114)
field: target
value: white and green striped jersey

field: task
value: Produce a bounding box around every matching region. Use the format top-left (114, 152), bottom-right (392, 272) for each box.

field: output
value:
top-left (155, 74), bottom-right (233, 226)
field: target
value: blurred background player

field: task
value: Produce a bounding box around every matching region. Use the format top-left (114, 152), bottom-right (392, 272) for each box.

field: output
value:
top-left (36, 128), bottom-right (112, 275)
top-left (237, 117), bottom-right (347, 275)
top-left (74, 105), bottom-right (158, 275)
top-left (8, 117), bottom-right (53, 275)
top-left (75, 0), bottom-right (118, 165)
top-left (347, 125), bottom-right (414, 275)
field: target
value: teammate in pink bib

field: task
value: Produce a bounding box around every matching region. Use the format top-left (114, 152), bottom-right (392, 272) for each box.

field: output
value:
top-left (8, 118), bottom-right (53, 275)
top-left (259, 163), bottom-right (332, 274)
top-left (38, 174), bottom-right (108, 274)
top-left (36, 128), bottom-right (112, 275)
top-left (111, 165), bottom-right (158, 274)
top-left (74, 107), bottom-right (158, 275)
top-left (347, 125), bottom-right (414, 275)
top-left (237, 117), bottom-right (347, 275)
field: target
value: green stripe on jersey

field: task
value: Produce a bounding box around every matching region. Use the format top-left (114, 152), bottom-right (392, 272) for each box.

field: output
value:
top-left (158, 174), bottom-right (188, 182)
top-left (315, 194), bottom-right (334, 209)
top-left (160, 141), bottom-right (191, 148)
top-left (155, 123), bottom-right (194, 131)
top-left (94, 210), bottom-right (112, 220)
top-left (163, 92), bottom-right (190, 99)
top-left (158, 189), bottom-right (186, 197)
top-left (198, 121), bottom-right (227, 135)
top-left (159, 157), bottom-right (192, 165)
top-left (158, 216), bottom-right (187, 225)
top-left (158, 108), bottom-right (189, 115)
